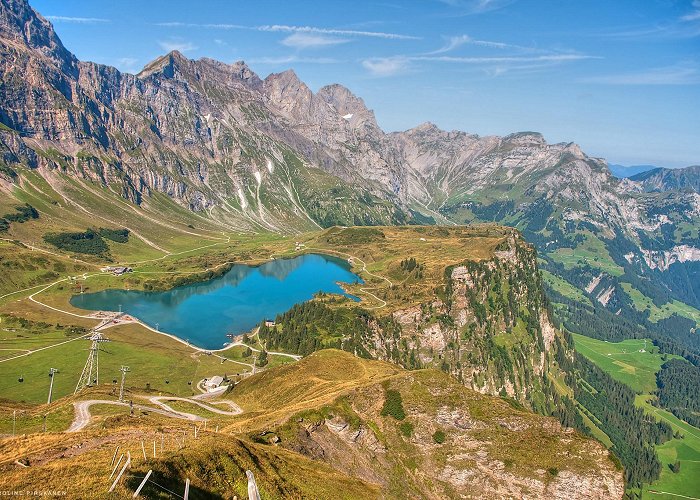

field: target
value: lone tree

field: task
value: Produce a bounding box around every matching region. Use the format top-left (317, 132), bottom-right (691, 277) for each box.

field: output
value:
top-left (256, 350), bottom-right (268, 367)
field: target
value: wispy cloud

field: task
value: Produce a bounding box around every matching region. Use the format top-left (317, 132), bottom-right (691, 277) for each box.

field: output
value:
top-left (681, 0), bottom-right (700, 21)
top-left (362, 57), bottom-right (411, 76)
top-left (115, 57), bottom-right (139, 73)
top-left (428, 34), bottom-right (542, 54)
top-left (248, 55), bottom-right (340, 65)
top-left (362, 53), bottom-right (596, 77)
top-left (414, 54), bottom-right (598, 64)
top-left (45, 15), bottom-right (110, 24)
top-left (435, 0), bottom-right (515, 16)
top-left (158, 40), bottom-right (197, 53)
top-left (581, 64), bottom-right (700, 85)
top-left (155, 22), bottom-right (419, 40)
top-left (599, 2), bottom-right (700, 40)
top-left (281, 33), bottom-right (349, 49)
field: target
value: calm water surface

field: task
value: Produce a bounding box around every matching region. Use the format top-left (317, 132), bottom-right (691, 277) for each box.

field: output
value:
top-left (70, 254), bottom-right (361, 349)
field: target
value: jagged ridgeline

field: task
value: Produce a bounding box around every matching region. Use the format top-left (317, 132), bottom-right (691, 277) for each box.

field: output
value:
top-left (0, 0), bottom-right (698, 354)
top-left (0, 0), bottom-right (697, 496)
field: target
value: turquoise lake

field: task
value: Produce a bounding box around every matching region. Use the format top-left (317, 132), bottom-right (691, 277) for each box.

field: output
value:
top-left (70, 254), bottom-right (362, 349)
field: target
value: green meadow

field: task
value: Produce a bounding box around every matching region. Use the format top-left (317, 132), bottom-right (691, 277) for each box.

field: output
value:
top-left (572, 334), bottom-right (700, 499)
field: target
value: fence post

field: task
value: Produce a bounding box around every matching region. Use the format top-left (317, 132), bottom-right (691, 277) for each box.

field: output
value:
top-left (132, 469), bottom-right (152, 498)
top-left (110, 446), bottom-right (120, 467)
top-left (246, 470), bottom-right (261, 500)
top-left (108, 451), bottom-right (131, 493)
top-left (110, 454), bottom-right (124, 480)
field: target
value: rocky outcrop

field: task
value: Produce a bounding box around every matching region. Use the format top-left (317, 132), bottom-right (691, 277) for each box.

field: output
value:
top-left (357, 232), bottom-right (559, 408)
top-left (274, 367), bottom-right (624, 499)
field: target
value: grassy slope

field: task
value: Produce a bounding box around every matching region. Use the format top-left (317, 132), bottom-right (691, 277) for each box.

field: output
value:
top-left (621, 283), bottom-right (700, 326)
top-left (298, 225), bottom-right (509, 312)
top-left (572, 334), bottom-right (673, 394)
top-left (229, 350), bottom-right (621, 498)
top-left (572, 334), bottom-right (700, 499)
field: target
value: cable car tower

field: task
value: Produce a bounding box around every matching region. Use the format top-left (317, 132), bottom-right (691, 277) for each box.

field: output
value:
top-left (74, 331), bottom-right (109, 394)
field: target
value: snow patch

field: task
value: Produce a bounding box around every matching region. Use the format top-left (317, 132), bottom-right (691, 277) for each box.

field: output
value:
top-left (266, 159), bottom-right (274, 174)
top-left (342, 113), bottom-right (354, 120)
top-left (253, 171), bottom-right (262, 187)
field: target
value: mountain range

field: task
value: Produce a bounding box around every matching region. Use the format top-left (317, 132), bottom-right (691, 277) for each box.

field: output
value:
top-left (0, 0), bottom-right (698, 355)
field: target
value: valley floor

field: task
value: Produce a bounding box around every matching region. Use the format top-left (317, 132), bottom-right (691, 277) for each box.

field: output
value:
top-left (572, 334), bottom-right (700, 499)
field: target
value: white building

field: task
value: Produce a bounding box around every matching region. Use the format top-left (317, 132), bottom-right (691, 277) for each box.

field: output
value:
top-left (204, 375), bottom-right (224, 392)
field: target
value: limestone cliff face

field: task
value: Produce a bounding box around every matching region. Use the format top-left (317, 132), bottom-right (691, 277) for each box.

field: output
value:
top-left (0, 0), bottom-right (410, 231)
top-left (2, 0), bottom-right (696, 252)
top-left (1, 0), bottom-right (697, 317)
top-left (357, 233), bottom-right (559, 408)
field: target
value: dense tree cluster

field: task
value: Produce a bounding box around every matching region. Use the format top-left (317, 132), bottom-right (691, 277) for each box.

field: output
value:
top-left (43, 229), bottom-right (109, 255)
top-left (570, 354), bottom-right (672, 487)
top-left (653, 338), bottom-right (700, 366)
top-left (98, 227), bottom-right (130, 243)
top-left (399, 257), bottom-right (424, 278)
top-left (656, 359), bottom-right (700, 427)
top-left (42, 227), bottom-right (130, 255)
top-left (258, 301), bottom-right (375, 357)
top-left (380, 389), bottom-right (406, 420)
top-left (0, 204), bottom-right (39, 232)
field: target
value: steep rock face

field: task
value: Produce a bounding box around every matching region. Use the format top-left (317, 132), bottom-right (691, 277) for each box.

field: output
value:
top-left (0, 0), bottom-right (412, 231)
top-left (628, 165), bottom-right (700, 193)
top-left (1, 0), bottom-right (698, 340)
top-left (273, 368), bottom-right (624, 499)
top-left (358, 233), bottom-right (558, 409)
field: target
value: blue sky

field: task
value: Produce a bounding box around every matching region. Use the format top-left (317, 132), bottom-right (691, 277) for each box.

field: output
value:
top-left (33, 0), bottom-right (700, 167)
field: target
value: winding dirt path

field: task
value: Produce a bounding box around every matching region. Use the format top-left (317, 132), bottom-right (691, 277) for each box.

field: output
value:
top-left (67, 398), bottom-right (205, 432)
top-left (146, 396), bottom-right (242, 417)
top-left (67, 394), bottom-right (243, 433)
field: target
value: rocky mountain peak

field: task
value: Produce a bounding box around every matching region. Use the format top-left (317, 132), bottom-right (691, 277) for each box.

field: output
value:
top-left (0, 0), bottom-right (75, 69)
top-left (138, 50), bottom-right (190, 79)
top-left (263, 68), bottom-right (313, 118)
top-left (229, 60), bottom-right (261, 84)
top-left (503, 131), bottom-right (546, 146)
top-left (264, 68), bottom-right (305, 90)
top-left (414, 121), bottom-right (440, 133)
top-left (317, 83), bottom-right (378, 127)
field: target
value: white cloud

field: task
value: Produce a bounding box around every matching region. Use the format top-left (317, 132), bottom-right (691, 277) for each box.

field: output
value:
top-left (249, 55), bottom-right (339, 65)
top-left (681, 0), bottom-right (700, 21)
top-left (259, 24), bottom-right (418, 40)
top-left (362, 57), bottom-right (411, 76)
top-left (361, 52), bottom-right (596, 77)
top-left (431, 34), bottom-right (472, 53)
top-left (429, 34), bottom-right (544, 54)
top-left (435, 0), bottom-right (515, 15)
top-left (581, 64), bottom-right (700, 85)
top-left (155, 22), bottom-right (419, 40)
top-left (413, 54), bottom-right (598, 64)
top-left (281, 33), bottom-right (349, 49)
top-left (45, 15), bottom-right (110, 23)
top-left (158, 40), bottom-right (197, 53)
top-left (115, 57), bottom-right (139, 73)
